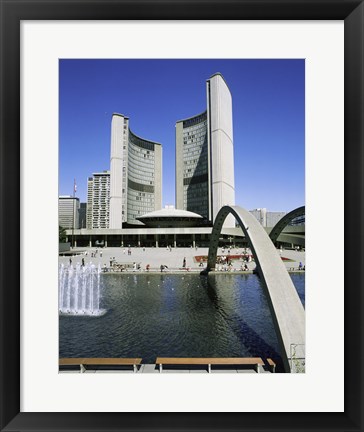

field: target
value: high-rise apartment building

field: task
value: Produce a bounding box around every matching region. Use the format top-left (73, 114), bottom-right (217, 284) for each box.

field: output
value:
top-left (176, 73), bottom-right (235, 227)
top-left (86, 171), bottom-right (110, 229)
top-left (109, 114), bottom-right (162, 227)
top-left (59, 196), bottom-right (80, 229)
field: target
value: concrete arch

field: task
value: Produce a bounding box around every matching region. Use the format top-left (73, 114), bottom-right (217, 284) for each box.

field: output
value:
top-left (204, 205), bottom-right (305, 372)
top-left (269, 206), bottom-right (305, 244)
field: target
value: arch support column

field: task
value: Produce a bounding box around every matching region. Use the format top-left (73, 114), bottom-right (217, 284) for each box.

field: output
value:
top-left (205, 205), bottom-right (305, 373)
top-left (269, 206), bottom-right (305, 244)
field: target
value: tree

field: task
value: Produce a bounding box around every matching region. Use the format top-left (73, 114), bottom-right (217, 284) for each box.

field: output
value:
top-left (59, 225), bottom-right (67, 243)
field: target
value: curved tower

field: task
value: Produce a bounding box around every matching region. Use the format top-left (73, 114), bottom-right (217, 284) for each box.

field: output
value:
top-left (110, 113), bottom-right (162, 228)
top-left (176, 73), bottom-right (235, 227)
top-left (175, 111), bottom-right (209, 219)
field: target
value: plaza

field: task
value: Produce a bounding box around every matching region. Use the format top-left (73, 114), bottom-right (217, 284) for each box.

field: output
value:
top-left (59, 245), bottom-right (305, 274)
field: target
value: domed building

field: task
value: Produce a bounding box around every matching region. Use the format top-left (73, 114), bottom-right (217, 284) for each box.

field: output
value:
top-left (136, 206), bottom-right (203, 228)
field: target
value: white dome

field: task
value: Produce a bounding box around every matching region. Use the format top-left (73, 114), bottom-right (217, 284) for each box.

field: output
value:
top-left (136, 208), bottom-right (204, 227)
top-left (139, 208), bottom-right (203, 219)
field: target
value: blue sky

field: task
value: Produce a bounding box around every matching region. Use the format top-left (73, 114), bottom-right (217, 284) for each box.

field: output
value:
top-left (59, 59), bottom-right (304, 212)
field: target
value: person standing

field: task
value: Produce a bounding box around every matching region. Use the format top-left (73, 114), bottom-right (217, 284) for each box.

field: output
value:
top-left (182, 257), bottom-right (186, 268)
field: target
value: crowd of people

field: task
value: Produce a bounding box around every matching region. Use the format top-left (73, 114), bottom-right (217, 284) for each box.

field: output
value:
top-left (64, 245), bottom-right (304, 273)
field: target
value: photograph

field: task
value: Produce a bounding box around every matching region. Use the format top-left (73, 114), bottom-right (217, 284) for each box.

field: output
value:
top-left (58, 59), bottom-right (305, 374)
top-left (1, 0), bottom-right (362, 428)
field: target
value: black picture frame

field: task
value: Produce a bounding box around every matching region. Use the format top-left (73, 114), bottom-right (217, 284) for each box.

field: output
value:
top-left (0, 1), bottom-right (363, 431)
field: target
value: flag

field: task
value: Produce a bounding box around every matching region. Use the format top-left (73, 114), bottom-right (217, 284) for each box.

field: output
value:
top-left (74, 179), bottom-right (77, 194)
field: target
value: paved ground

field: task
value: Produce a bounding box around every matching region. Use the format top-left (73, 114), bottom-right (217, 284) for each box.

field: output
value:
top-left (59, 246), bottom-right (305, 273)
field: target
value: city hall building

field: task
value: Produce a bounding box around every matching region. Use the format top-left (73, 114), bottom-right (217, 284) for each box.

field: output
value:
top-left (109, 113), bottom-right (162, 228)
top-left (176, 73), bottom-right (235, 227)
top-left (62, 73), bottom-right (304, 250)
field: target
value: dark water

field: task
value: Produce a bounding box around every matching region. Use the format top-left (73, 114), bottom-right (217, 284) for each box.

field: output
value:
top-left (290, 273), bottom-right (305, 307)
top-left (59, 273), bottom-right (305, 369)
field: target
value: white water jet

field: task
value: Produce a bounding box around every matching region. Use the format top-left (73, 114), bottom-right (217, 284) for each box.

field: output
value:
top-left (59, 262), bottom-right (106, 316)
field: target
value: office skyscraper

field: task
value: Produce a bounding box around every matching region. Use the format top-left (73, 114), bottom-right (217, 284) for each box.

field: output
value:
top-left (109, 113), bottom-right (162, 227)
top-left (59, 196), bottom-right (80, 229)
top-left (175, 73), bottom-right (235, 227)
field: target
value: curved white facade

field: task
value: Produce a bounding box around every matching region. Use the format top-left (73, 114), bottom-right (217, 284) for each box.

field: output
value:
top-left (110, 113), bottom-right (162, 228)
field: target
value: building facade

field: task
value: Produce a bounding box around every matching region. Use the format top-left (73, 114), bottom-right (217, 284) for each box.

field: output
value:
top-left (86, 171), bottom-right (110, 229)
top-left (59, 196), bottom-right (80, 229)
top-left (79, 202), bottom-right (87, 228)
top-left (176, 73), bottom-right (235, 227)
top-left (266, 211), bottom-right (287, 228)
top-left (250, 208), bottom-right (267, 227)
top-left (109, 114), bottom-right (162, 228)
top-left (250, 208), bottom-right (286, 228)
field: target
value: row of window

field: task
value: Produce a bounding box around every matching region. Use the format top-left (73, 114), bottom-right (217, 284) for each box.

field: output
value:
top-left (182, 112), bottom-right (207, 128)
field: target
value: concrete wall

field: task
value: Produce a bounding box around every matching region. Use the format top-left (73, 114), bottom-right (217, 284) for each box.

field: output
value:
top-left (175, 121), bottom-right (184, 210)
top-left (207, 74), bottom-right (235, 227)
top-left (109, 114), bottom-right (125, 229)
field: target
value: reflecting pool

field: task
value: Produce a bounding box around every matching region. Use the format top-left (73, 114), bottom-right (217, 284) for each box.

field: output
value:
top-left (59, 273), bottom-right (305, 370)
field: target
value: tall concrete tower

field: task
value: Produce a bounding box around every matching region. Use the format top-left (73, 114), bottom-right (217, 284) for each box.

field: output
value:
top-left (207, 73), bottom-right (235, 227)
top-left (176, 73), bottom-right (235, 227)
top-left (109, 114), bottom-right (127, 229)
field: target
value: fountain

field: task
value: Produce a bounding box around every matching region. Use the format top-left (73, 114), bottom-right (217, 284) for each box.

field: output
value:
top-left (59, 262), bottom-right (106, 316)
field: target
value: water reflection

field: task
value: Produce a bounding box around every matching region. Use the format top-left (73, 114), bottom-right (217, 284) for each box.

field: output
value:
top-left (60, 273), bottom-right (304, 371)
top-left (202, 275), bottom-right (282, 369)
